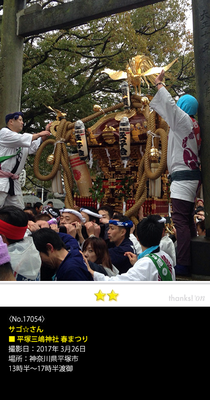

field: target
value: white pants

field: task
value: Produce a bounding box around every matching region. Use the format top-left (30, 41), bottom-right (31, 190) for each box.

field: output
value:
top-left (0, 192), bottom-right (25, 209)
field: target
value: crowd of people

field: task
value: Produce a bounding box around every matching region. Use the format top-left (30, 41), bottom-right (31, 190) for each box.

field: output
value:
top-left (0, 70), bottom-right (205, 280)
top-left (0, 195), bottom-right (206, 281)
top-left (0, 203), bottom-right (178, 281)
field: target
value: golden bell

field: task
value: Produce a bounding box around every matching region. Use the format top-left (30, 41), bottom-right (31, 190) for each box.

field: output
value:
top-left (102, 125), bottom-right (116, 144)
top-left (149, 146), bottom-right (159, 161)
top-left (47, 154), bottom-right (55, 165)
top-left (131, 128), bottom-right (140, 142)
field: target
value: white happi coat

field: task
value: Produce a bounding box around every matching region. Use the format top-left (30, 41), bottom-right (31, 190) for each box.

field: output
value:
top-left (9, 236), bottom-right (41, 281)
top-left (0, 127), bottom-right (42, 195)
top-left (93, 250), bottom-right (175, 281)
top-left (150, 87), bottom-right (200, 202)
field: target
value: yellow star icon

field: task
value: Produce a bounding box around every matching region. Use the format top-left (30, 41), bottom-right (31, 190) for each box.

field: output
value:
top-left (107, 290), bottom-right (119, 301)
top-left (94, 290), bottom-right (106, 301)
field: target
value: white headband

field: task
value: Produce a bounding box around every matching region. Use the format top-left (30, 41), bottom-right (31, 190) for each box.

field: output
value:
top-left (59, 208), bottom-right (86, 223)
top-left (158, 217), bottom-right (166, 224)
top-left (80, 208), bottom-right (102, 219)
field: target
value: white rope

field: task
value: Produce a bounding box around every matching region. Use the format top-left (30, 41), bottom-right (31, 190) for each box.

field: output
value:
top-left (88, 148), bottom-right (93, 169)
top-left (147, 130), bottom-right (160, 148)
top-left (158, 217), bottom-right (166, 224)
top-left (147, 130), bottom-right (160, 138)
top-left (53, 139), bottom-right (66, 154)
top-left (105, 148), bottom-right (111, 167)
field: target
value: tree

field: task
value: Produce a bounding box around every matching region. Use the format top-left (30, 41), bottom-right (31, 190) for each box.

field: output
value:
top-left (22, 11), bottom-right (147, 130)
top-left (22, 0), bottom-right (194, 130)
top-left (21, 0), bottom-right (195, 191)
top-left (131, 0), bottom-right (195, 97)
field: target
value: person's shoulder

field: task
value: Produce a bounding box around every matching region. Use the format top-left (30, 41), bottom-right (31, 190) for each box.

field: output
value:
top-left (109, 238), bottom-right (134, 255)
top-left (89, 261), bottom-right (108, 276)
top-left (134, 256), bottom-right (154, 267)
top-left (58, 232), bottom-right (79, 249)
top-left (121, 237), bottom-right (134, 246)
top-left (131, 256), bottom-right (158, 281)
top-left (0, 127), bottom-right (9, 134)
top-left (56, 253), bottom-right (91, 280)
top-left (158, 249), bottom-right (173, 266)
top-left (120, 238), bottom-right (135, 251)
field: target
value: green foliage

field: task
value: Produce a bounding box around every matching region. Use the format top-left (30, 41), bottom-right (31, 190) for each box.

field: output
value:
top-left (89, 173), bottom-right (104, 203)
top-left (117, 176), bottom-right (134, 201)
top-left (131, 0), bottom-right (194, 97)
top-left (21, 12), bottom-right (147, 131)
top-left (21, 0), bottom-right (194, 132)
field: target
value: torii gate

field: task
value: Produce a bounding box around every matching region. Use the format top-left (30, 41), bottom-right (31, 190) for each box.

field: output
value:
top-left (0, 0), bottom-right (209, 274)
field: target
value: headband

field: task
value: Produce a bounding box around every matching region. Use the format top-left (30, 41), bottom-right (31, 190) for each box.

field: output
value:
top-left (47, 218), bottom-right (58, 226)
top-left (158, 217), bottom-right (166, 224)
top-left (0, 220), bottom-right (27, 240)
top-left (42, 206), bottom-right (59, 219)
top-left (109, 219), bottom-right (133, 228)
top-left (80, 208), bottom-right (102, 219)
top-left (0, 236), bottom-right (10, 265)
top-left (59, 208), bottom-right (86, 223)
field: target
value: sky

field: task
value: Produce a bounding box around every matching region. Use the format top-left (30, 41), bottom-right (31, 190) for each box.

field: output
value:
top-left (186, 6), bottom-right (193, 32)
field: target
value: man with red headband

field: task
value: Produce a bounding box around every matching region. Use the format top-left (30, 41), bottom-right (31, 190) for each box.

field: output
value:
top-left (0, 206), bottom-right (41, 280)
top-left (0, 112), bottom-right (51, 209)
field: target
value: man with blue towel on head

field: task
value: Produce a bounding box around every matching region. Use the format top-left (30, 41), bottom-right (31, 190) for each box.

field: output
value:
top-left (150, 70), bottom-right (201, 276)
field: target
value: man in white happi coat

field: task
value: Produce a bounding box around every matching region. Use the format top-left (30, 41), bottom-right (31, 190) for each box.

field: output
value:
top-left (0, 112), bottom-right (51, 209)
top-left (150, 71), bottom-right (201, 276)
